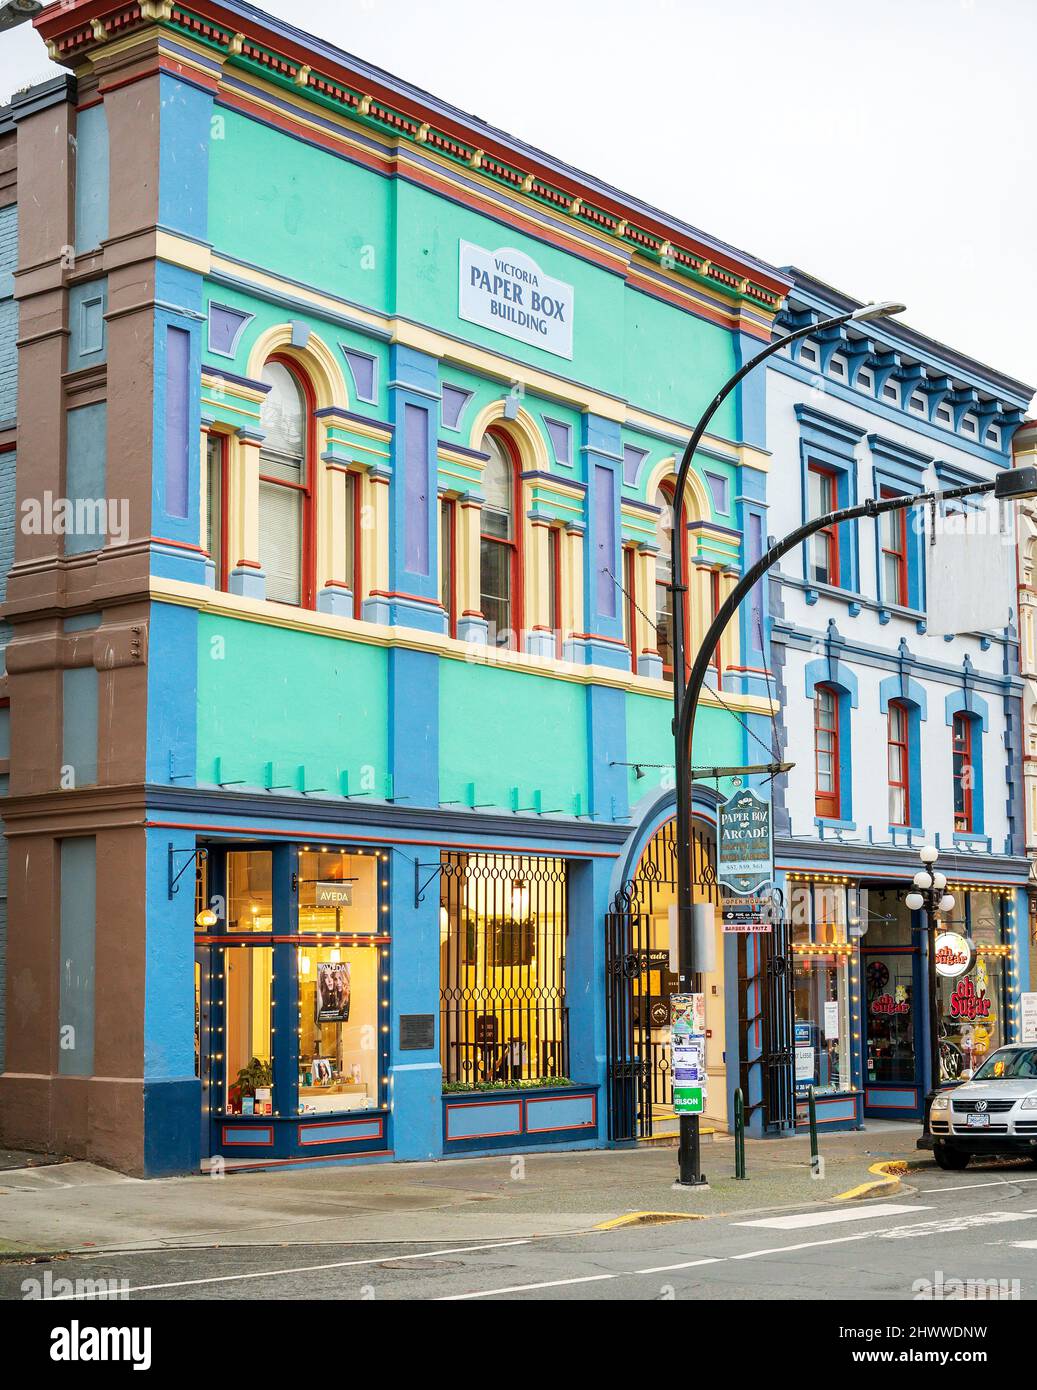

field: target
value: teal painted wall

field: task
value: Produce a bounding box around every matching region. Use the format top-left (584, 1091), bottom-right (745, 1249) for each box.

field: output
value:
top-left (439, 660), bottom-right (589, 812)
top-left (196, 615), bottom-right (389, 792)
top-left (206, 107), bottom-right (740, 443)
top-left (625, 694), bottom-right (744, 805)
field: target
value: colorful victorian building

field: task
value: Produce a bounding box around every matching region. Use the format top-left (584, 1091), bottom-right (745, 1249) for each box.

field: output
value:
top-left (1013, 419), bottom-right (1037, 994)
top-left (767, 269), bottom-right (1034, 1130)
top-left (0, 1), bottom-right (790, 1174)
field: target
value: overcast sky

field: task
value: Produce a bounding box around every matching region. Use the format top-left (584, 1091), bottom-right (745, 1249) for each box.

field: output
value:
top-left (3, 0), bottom-right (1034, 398)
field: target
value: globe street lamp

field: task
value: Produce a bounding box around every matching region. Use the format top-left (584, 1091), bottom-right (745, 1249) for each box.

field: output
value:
top-left (904, 845), bottom-right (957, 1122)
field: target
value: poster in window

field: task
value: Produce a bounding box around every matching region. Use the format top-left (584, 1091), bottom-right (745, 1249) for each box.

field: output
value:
top-left (315, 961), bottom-right (351, 1023)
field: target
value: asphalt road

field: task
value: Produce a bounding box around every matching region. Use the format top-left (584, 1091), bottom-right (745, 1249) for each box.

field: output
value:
top-left (3, 1159), bottom-right (1037, 1304)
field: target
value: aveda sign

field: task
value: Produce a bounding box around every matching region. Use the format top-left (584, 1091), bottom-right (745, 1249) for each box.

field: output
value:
top-left (459, 242), bottom-right (574, 358)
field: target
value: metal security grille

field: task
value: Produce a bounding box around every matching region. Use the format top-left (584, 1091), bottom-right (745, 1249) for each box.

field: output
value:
top-left (605, 820), bottom-right (719, 1140)
top-left (439, 853), bottom-right (568, 1086)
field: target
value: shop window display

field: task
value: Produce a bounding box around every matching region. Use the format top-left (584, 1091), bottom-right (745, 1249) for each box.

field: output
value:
top-left (935, 890), bottom-right (1009, 1081)
top-left (224, 945), bottom-right (273, 1115)
top-left (790, 880), bottom-right (854, 1095)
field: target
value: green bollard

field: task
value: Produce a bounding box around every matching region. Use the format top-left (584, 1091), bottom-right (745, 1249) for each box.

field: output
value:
top-left (808, 1084), bottom-right (821, 1176)
top-left (734, 1087), bottom-right (747, 1180)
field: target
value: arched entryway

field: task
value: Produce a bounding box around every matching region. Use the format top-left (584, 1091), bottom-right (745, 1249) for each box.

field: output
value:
top-left (605, 816), bottom-right (724, 1141)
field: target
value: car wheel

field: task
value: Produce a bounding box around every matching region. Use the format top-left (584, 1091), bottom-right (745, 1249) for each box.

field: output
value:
top-left (933, 1144), bottom-right (970, 1171)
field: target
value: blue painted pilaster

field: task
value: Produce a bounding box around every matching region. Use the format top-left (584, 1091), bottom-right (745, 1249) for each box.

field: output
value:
top-left (573, 414), bottom-right (628, 669)
top-left (383, 345), bottom-right (447, 633)
top-left (387, 853), bottom-right (443, 1160)
top-left (566, 855), bottom-right (610, 1122)
top-left (586, 684), bottom-right (628, 825)
top-left (143, 827), bottom-right (201, 1176)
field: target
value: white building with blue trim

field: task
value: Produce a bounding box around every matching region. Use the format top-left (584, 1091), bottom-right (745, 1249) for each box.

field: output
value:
top-left (766, 269), bottom-right (1034, 1129)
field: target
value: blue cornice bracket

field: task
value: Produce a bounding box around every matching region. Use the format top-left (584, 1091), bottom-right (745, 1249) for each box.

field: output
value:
top-left (815, 324), bottom-right (849, 373)
top-left (842, 336), bottom-right (875, 381)
top-left (869, 349), bottom-right (902, 394)
top-left (896, 364), bottom-right (926, 400)
top-left (921, 374), bottom-right (952, 415)
top-left (948, 386), bottom-right (980, 430)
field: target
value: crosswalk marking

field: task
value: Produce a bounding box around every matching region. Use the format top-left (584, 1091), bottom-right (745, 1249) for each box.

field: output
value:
top-left (735, 1203), bottom-right (926, 1231)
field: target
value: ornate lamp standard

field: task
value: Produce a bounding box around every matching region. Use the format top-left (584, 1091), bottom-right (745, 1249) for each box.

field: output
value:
top-left (905, 845), bottom-right (957, 1114)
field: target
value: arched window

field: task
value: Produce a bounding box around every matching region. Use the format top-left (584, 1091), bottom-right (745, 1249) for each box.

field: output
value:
top-left (259, 358), bottom-right (315, 607)
top-left (479, 430), bottom-right (521, 646)
top-left (814, 684), bottom-right (840, 819)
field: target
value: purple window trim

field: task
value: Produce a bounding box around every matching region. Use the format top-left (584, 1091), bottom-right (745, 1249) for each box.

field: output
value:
top-left (404, 402), bottom-right (430, 576)
top-left (622, 444), bottom-right (648, 487)
top-left (207, 304), bottom-right (254, 358)
top-left (342, 347), bottom-right (378, 404)
top-left (544, 416), bottom-right (572, 466)
top-left (594, 463), bottom-right (617, 620)
top-left (441, 384), bottom-right (474, 431)
top-left (164, 326), bottom-right (191, 520)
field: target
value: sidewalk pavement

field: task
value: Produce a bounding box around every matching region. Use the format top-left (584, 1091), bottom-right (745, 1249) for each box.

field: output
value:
top-left (0, 1124), bottom-right (936, 1257)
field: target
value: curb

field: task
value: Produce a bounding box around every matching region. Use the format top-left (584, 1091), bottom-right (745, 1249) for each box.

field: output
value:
top-left (834, 1158), bottom-right (930, 1202)
top-left (594, 1210), bottom-right (706, 1230)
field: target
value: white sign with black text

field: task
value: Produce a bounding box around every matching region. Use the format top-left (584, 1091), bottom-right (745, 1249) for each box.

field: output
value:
top-left (459, 241), bottom-right (574, 358)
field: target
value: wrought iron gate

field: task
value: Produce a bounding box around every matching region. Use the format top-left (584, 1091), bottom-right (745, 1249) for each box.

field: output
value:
top-left (605, 820), bottom-right (718, 1141)
top-left (738, 898), bottom-right (795, 1132)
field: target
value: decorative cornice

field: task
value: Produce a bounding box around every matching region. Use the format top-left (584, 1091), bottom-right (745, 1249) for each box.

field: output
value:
top-left (34, 0), bottom-right (790, 323)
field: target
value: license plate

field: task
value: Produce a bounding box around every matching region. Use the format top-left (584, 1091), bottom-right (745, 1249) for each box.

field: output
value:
top-left (966, 1113), bottom-right (990, 1128)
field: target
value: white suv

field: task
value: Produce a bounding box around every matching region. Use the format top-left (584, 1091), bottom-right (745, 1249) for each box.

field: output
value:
top-left (928, 1044), bottom-right (1037, 1170)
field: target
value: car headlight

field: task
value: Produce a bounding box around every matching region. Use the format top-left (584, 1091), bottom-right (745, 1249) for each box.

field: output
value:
top-left (931, 1095), bottom-right (950, 1112)
top-left (1021, 1096), bottom-right (1037, 1110)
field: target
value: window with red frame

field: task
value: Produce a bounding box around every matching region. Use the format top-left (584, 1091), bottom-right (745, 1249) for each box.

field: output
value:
top-left (952, 713), bottom-right (974, 832)
top-left (547, 526), bottom-right (563, 658)
top-left (655, 481), bottom-right (688, 681)
top-left (479, 430), bottom-right (521, 647)
top-left (807, 465), bottom-right (840, 587)
top-left (258, 358), bottom-right (316, 607)
top-left (440, 496), bottom-right (457, 637)
top-left (887, 701), bottom-right (911, 826)
top-left (814, 685), bottom-right (840, 819)
top-left (709, 568), bottom-right (723, 681)
top-left (622, 544), bottom-right (638, 672)
top-left (204, 431), bottom-right (229, 591)
top-left (343, 469), bottom-right (362, 617)
top-left (879, 489), bottom-right (908, 606)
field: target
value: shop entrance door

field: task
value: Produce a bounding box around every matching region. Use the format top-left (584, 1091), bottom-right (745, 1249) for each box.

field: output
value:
top-left (862, 944), bottom-right (925, 1119)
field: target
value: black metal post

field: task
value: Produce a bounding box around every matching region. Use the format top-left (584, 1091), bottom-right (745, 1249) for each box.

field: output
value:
top-left (925, 895), bottom-right (942, 1096)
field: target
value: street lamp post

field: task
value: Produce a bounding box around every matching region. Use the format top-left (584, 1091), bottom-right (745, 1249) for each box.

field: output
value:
top-left (667, 293), bottom-right (1037, 1184)
top-left (668, 298), bottom-right (907, 1187)
top-left (905, 845), bottom-right (957, 1113)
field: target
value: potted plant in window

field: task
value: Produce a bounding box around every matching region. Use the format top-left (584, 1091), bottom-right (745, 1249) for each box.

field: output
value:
top-left (232, 1057), bottom-right (273, 1115)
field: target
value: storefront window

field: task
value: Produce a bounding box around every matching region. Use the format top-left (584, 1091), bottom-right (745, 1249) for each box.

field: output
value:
top-left (440, 853), bottom-right (567, 1087)
top-left (935, 889), bottom-right (1008, 1080)
top-left (790, 879), bottom-right (855, 1095)
top-left (298, 848), bottom-right (381, 932)
top-left (864, 949), bottom-right (915, 1083)
top-left (297, 942), bottom-right (383, 1114)
top-left (794, 956), bottom-right (850, 1094)
top-left (227, 850), bottom-right (272, 932)
top-left (224, 945), bottom-right (273, 1115)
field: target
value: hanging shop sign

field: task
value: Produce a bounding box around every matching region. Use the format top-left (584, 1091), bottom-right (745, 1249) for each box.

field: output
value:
top-left (459, 241), bottom-right (574, 358)
top-left (316, 880), bottom-right (353, 908)
top-left (717, 787), bottom-right (773, 895)
top-left (949, 976), bottom-right (992, 1021)
top-left (720, 892), bottom-right (774, 933)
top-left (934, 931), bottom-right (972, 979)
top-left (671, 993), bottom-right (707, 1115)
